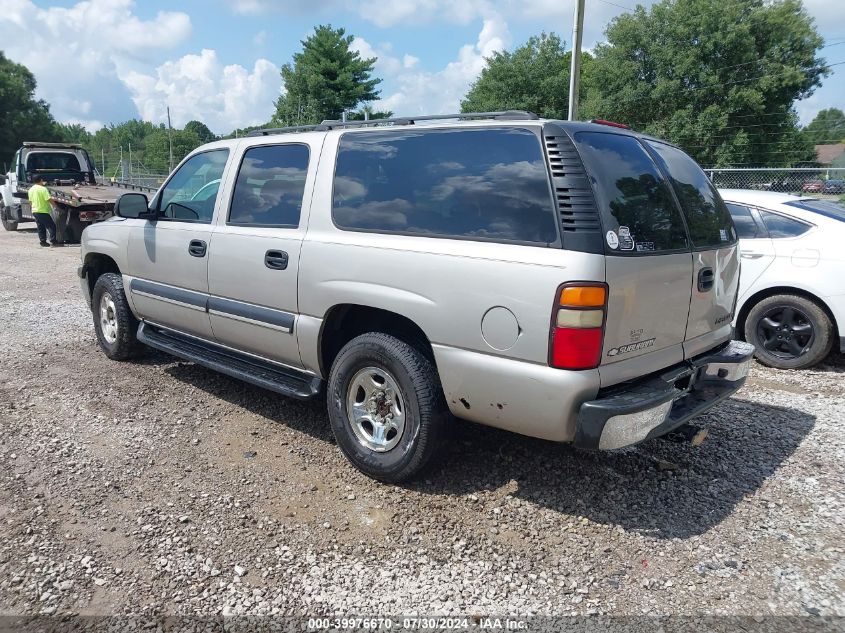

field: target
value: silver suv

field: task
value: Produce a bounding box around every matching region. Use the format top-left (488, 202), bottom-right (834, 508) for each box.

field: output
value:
top-left (78, 111), bottom-right (754, 482)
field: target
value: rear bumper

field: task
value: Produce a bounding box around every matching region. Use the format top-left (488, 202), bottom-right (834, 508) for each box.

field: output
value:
top-left (575, 340), bottom-right (755, 450)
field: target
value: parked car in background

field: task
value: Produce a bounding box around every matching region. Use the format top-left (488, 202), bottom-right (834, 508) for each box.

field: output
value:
top-left (822, 179), bottom-right (844, 195)
top-left (801, 180), bottom-right (824, 193)
top-left (720, 189), bottom-right (845, 369)
top-left (763, 175), bottom-right (813, 193)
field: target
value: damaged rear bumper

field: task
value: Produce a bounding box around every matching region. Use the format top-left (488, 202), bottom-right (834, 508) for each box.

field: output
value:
top-left (575, 340), bottom-right (755, 450)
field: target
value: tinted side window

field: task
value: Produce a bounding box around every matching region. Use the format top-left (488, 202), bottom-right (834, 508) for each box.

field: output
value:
top-left (725, 203), bottom-right (763, 239)
top-left (332, 127), bottom-right (557, 244)
top-left (646, 141), bottom-right (737, 248)
top-left (159, 150), bottom-right (229, 223)
top-left (572, 132), bottom-right (688, 253)
top-left (760, 211), bottom-right (811, 238)
top-left (229, 144), bottom-right (310, 226)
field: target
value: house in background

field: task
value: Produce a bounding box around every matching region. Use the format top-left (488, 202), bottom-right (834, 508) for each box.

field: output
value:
top-left (815, 143), bottom-right (845, 167)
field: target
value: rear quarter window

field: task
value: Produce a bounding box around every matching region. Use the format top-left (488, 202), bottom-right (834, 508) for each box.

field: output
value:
top-left (572, 131), bottom-right (688, 254)
top-left (759, 211), bottom-right (811, 238)
top-left (646, 141), bottom-right (737, 249)
top-left (331, 127), bottom-right (558, 245)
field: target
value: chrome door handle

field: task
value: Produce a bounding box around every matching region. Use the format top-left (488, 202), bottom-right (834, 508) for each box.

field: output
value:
top-left (740, 252), bottom-right (763, 259)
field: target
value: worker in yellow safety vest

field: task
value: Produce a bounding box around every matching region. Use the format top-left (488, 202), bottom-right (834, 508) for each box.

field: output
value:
top-left (27, 175), bottom-right (60, 247)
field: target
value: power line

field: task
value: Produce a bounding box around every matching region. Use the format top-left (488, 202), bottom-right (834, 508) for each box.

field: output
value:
top-left (595, 0), bottom-right (635, 11)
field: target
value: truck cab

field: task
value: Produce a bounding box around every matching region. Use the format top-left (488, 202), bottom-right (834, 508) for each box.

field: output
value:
top-left (1, 142), bottom-right (115, 240)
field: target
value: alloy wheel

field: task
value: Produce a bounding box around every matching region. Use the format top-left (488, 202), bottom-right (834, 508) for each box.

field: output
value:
top-left (756, 305), bottom-right (814, 360)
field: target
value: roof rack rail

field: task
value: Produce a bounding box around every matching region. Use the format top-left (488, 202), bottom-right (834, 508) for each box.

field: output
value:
top-left (246, 110), bottom-right (539, 137)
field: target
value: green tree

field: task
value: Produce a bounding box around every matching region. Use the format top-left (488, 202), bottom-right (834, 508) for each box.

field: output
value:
top-left (461, 33), bottom-right (591, 119)
top-left (55, 122), bottom-right (92, 145)
top-left (348, 104), bottom-right (392, 120)
top-left (142, 128), bottom-right (202, 173)
top-left (583, 0), bottom-right (826, 167)
top-left (273, 25), bottom-right (381, 126)
top-left (184, 120), bottom-right (217, 144)
top-left (0, 52), bottom-right (60, 168)
top-left (802, 108), bottom-right (845, 145)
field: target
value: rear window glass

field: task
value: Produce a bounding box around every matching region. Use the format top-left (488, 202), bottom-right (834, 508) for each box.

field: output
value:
top-left (760, 211), bottom-right (811, 238)
top-left (725, 203), bottom-right (764, 239)
top-left (332, 127), bottom-right (558, 244)
top-left (784, 198), bottom-right (845, 223)
top-left (27, 152), bottom-right (81, 172)
top-left (646, 141), bottom-right (737, 249)
top-left (572, 132), bottom-right (688, 254)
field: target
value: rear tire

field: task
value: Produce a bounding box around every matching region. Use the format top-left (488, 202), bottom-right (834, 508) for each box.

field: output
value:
top-left (744, 294), bottom-right (834, 369)
top-left (1, 200), bottom-right (18, 231)
top-left (327, 332), bottom-right (450, 483)
top-left (91, 273), bottom-right (144, 360)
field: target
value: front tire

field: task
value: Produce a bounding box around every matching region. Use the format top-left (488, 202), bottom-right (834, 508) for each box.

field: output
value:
top-left (744, 294), bottom-right (834, 369)
top-left (1, 200), bottom-right (18, 231)
top-left (91, 273), bottom-right (143, 360)
top-left (327, 333), bottom-right (450, 483)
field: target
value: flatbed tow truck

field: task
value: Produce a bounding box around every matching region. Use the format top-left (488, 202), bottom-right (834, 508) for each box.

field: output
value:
top-left (0, 142), bottom-right (156, 243)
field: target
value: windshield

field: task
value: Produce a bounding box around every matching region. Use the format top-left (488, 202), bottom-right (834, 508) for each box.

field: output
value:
top-left (784, 199), bottom-right (845, 223)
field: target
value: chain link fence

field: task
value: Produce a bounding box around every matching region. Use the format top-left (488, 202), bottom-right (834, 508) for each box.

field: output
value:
top-left (704, 167), bottom-right (845, 197)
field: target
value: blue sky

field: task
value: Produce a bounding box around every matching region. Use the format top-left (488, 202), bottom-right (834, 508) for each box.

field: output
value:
top-left (1, 0), bottom-right (842, 135)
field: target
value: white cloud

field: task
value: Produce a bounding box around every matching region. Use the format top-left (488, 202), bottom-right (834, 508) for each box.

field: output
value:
top-left (367, 15), bottom-right (511, 116)
top-left (0, 0), bottom-right (191, 130)
top-left (121, 49), bottom-right (282, 133)
top-left (253, 30), bottom-right (268, 46)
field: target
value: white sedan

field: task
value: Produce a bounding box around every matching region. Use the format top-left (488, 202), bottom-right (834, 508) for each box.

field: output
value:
top-left (719, 189), bottom-right (845, 369)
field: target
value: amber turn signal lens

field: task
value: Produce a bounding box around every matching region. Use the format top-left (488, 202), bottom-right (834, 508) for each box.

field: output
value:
top-left (560, 286), bottom-right (606, 307)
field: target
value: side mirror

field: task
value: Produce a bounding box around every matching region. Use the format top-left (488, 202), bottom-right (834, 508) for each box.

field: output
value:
top-left (115, 192), bottom-right (152, 219)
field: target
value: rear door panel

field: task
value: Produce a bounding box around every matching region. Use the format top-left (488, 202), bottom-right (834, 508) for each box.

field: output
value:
top-left (684, 245), bottom-right (739, 357)
top-left (567, 130), bottom-right (694, 378)
top-left (645, 140), bottom-right (740, 357)
top-left (603, 253), bottom-right (692, 364)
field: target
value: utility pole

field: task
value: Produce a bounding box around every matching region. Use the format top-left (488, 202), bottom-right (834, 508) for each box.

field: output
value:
top-left (128, 142), bottom-right (132, 183)
top-left (167, 106), bottom-right (174, 173)
top-left (567, 0), bottom-right (586, 121)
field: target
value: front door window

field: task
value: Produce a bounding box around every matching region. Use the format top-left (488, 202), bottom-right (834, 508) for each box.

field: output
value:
top-left (157, 150), bottom-right (229, 223)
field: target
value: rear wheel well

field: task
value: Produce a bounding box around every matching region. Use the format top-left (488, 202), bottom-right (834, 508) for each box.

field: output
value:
top-left (84, 253), bottom-right (121, 304)
top-left (319, 305), bottom-right (435, 377)
top-left (737, 287), bottom-right (838, 339)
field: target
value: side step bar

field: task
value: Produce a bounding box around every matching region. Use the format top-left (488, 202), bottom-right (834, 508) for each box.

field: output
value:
top-left (137, 323), bottom-right (322, 400)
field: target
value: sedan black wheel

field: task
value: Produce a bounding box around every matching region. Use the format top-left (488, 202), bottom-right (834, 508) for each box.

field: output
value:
top-left (745, 294), bottom-right (834, 370)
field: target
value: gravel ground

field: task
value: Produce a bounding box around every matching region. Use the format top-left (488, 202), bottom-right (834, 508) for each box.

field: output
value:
top-left (0, 226), bottom-right (843, 622)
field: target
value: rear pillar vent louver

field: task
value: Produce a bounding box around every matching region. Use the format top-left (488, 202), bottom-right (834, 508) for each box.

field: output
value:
top-left (543, 124), bottom-right (604, 254)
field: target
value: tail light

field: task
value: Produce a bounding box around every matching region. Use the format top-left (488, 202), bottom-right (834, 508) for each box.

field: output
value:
top-left (549, 283), bottom-right (607, 370)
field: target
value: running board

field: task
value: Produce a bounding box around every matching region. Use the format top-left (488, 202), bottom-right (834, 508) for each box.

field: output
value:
top-left (137, 323), bottom-right (322, 400)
